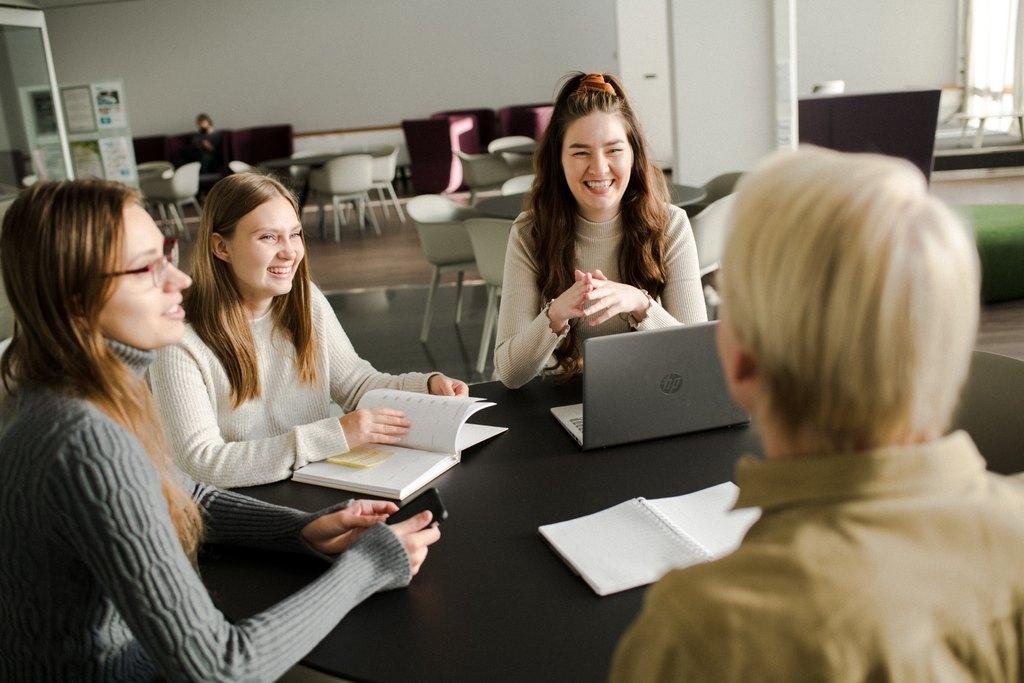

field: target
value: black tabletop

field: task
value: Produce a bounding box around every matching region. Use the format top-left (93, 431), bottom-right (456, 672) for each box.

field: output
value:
top-left (476, 184), bottom-right (708, 220)
top-left (200, 377), bottom-right (758, 682)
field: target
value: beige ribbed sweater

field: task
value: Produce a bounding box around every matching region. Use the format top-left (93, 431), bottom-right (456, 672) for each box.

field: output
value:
top-left (494, 204), bottom-right (707, 388)
top-left (150, 287), bottom-right (434, 488)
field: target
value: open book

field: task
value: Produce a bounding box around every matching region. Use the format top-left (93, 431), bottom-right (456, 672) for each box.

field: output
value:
top-left (538, 482), bottom-right (761, 596)
top-left (292, 389), bottom-right (507, 500)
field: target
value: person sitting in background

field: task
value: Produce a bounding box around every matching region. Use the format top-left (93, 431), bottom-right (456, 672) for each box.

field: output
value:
top-left (150, 172), bottom-right (467, 488)
top-left (494, 72), bottom-right (706, 389)
top-left (0, 179), bottom-right (439, 680)
top-left (186, 113), bottom-right (223, 174)
top-left (611, 147), bottom-right (1024, 680)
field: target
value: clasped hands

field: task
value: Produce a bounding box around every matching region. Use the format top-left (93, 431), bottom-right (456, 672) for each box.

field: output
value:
top-left (546, 269), bottom-right (651, 334)
top-left (301, 499), bottom-right (440, 576)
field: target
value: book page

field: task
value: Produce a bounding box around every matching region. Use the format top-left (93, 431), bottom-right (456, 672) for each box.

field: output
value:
top-left (538, 500), bottom-right (710, 596)
top-left (356, 389), bottom-right (495, 453)
top-left (646, 482), bottom-right (761, 559)
top-left (293, 444), bottom-right (456, 499)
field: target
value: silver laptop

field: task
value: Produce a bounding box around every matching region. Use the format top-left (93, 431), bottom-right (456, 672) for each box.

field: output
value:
top-left (551, 321), bottom-right (749, 450)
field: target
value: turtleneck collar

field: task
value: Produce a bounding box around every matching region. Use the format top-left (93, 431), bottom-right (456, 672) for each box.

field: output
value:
top-left (106, 339), bottom-right (156, 377)
top-left (575, 212), bottom-right (622, 240)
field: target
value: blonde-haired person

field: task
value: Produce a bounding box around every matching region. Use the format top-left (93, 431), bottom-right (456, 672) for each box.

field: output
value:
top-left (612, 147), bottom-right (1024, 680)
top-left (150, 172), bottom-right (467, 488)
top-left (494, 72), bottom-right (706, 388)
top-left (0, 180), bottom-right (439, 680)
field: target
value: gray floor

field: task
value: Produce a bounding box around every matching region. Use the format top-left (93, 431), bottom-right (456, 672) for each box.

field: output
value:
top-left (328, 283), bottom-right (496, 384)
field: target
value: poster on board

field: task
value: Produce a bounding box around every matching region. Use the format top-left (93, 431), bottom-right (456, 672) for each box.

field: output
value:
top-left (99, 137), bottom-right (138, 184)
top-left (70, 140), bottom-right (105, 179)
top-left (32, 144), bottom-right (69, 182)
top-left (61, 86), bottom-right (96, 134)
top-left (91, 82), bottom-right (127, 129)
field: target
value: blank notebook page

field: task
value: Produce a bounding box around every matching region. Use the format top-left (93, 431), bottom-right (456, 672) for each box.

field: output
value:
top-left (646, 482), bottom-right (761, 558)
top-left (539, 500), bottom-right (709, 596)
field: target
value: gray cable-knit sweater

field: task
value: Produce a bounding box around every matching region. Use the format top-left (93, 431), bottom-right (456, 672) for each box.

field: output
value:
top-left (0, 341), bottom-right (411, 681)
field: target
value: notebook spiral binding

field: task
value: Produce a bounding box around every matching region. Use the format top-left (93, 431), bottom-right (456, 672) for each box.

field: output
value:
top-left (635, 497), bottom-right (714, 563)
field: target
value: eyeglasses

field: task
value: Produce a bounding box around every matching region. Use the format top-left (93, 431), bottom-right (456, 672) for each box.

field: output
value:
top-left (104, 238), bottom-right (180, 288)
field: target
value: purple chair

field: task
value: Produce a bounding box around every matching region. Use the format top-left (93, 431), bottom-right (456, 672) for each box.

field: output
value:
top-left (229, 125), bottom-right (294, 165)
top-left (430, 108), bottom-right (499, 152)
top-left (499, 104), bottom-right (554, 140)
top-left (402, 116), bottom-right (475, 194)
top-left (133, 135), bottom-right (168, 164)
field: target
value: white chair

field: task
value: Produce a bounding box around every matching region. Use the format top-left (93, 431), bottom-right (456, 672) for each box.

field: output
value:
top-left (952, 350), bottom-right (1024, 476)
top-left (488, 135), bottom-right (535, 175)
top-left (812, 80), bottom-right (846, 95)
top-left (308, 154), bottom-right (380, 241)
top-left (228, 160), bottom-right (253, 173)
top-left (465, 217), bottom-right (513, 375)
top-left (139, 162), bottom-right (201, 238)
top-left (406, 195), bottom-right (478, 343)
top-left (501, 174), bottom-right (535, 196)
top-left (689, 193), bottom-right (736, 319)
top-left (136, 161), bottom-right (173, 181)
top-left (370, 146), bottom-right (405, 223)
top-left (454, 151), bottom-right (513, 204)
top-left (20, 175), bottom-right (38, 188)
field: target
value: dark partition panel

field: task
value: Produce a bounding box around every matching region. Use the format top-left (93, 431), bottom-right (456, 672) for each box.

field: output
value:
top-left (799, 90), bottom-right (940, 182)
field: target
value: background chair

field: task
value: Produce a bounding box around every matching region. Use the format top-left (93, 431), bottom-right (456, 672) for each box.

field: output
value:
top-left (370, 146), bottom-right (405, 223)
top-left (689, 193), bottom-right (736, 319)
top-left (688, 171), bottom-right (743, 215)
top-left (136, 161), bottom-right (174, 181)
top-left (488, 135), bottom-right (535, 175)
top-left (952, 350), bottom-right (1024, 475)
top-left (501, 174), bottom-right (535, 196)
top-left (139, 161), bottom-right (201, 237)
top-left (406, 195), bottom-right (478, 343)
top-left (401, 117), bottom-right (465, 194)
top-left (465, 217), bottom-right (513, 375)
top-left (498, 104), bottom-right (554, 140)
top-left (308, 154), bottom-right (379, 241)
top-left (811, 80), bottom-right (846, 94)
top-left (455, 151), bottom-right (512, 204)
top-left (228, 160), bottom-right (253, 173)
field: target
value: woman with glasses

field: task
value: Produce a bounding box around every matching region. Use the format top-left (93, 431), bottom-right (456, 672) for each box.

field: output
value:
top-left (0, 179), bottom-right (439, 680)
top-left (149, 172), bottom-right (467, 488)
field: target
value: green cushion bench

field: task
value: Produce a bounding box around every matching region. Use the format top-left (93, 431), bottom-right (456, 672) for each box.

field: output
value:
top-left (958, 204), bottom-right (1024, 303)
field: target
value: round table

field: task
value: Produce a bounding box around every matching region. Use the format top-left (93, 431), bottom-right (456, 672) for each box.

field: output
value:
top-left (476, 183), bottom-right (707, 220)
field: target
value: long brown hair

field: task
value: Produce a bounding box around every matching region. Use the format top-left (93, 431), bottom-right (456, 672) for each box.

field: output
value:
top-left (530, 72), bottom-right (670, 377)
top-left (185, 172), bottom-right (317, 407)
top-left (0, 180), bottom-right (203, 558)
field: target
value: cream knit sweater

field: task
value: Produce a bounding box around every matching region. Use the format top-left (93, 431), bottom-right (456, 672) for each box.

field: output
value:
top-left (494, 205), bottom-right (708, 388)
top-left (150, 287), bottom-right (434, 488)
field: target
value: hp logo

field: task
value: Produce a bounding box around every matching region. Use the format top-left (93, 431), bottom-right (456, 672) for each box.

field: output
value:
top-left (659, 372), bottom-right (682, 394)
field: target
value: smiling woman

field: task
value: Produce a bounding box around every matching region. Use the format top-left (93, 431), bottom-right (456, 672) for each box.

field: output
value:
top-left (493, 72), bottom-right (708, 389)
top-left (149, 172), bottom-right (467, 488)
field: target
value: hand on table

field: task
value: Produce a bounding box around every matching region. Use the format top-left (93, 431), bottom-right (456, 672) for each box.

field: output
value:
top-left (389, 511), bottom-right (441, 576)
top-left (428, 374), bottom-right (469, 396)
top-left (546, 270), bottom-right (595, 333)
top-left (301, 499), bottom-right (399, 555)
top-left (581, 269), bottom-right (651, 326)
top-left (340, 407), bottom-right (410, 448)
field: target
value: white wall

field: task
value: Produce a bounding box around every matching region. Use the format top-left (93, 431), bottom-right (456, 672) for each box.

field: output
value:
top-left (669, 0), bottom-right (776, 185)
top-left (44, 0), bottom-right (618, 136)
top-left (796, 0), bottom-right (959, 95)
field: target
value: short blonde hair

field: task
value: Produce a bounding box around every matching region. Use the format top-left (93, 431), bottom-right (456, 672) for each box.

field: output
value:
top-left (720, 147), bottom-right (980, 452)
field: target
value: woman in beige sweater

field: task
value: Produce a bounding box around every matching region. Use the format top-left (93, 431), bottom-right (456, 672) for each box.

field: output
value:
top-left (494, 72), bottom-right (707, 388)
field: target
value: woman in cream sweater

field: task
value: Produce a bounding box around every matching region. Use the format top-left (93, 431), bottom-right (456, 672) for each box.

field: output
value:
top-left (494, 72), bottom-right (707, 388)
top-left (150, 173), bottom-right (467, 488)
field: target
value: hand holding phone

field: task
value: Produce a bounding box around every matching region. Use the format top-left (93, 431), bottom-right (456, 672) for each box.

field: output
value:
top-left (387, 487), bottom-right (448, 526)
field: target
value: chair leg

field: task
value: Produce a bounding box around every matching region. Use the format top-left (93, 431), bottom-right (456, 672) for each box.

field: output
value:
top-left (156, 202), bottom-right (168, 224)
top-left (476, 285), bottom-right (498, 375)
top-left (420, 267), bottom-right (441, 343)
top-left (167, 202), bottom-right (186, 238)
top-left (331, 196), bottom-right (342, 242)
top-left (387, 183), bottom-right (406, 223)
top-left (375, 186), bottom-right (391, 220)
top-left (454, 271), bottom-right (465, 325)
top-left (469, 189), bottom-right (477, 205)
top-left (364, 192), bottom-right (381, 237)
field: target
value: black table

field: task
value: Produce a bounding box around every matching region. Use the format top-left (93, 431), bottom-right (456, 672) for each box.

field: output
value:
top-left (201, 378), bottom-right (758, 682)
top-left (476, 183), bottom-right (708, 220)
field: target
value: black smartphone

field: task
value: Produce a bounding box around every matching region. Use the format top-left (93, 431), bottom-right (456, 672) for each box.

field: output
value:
top-left (387, 487), bottom-right (448, 526)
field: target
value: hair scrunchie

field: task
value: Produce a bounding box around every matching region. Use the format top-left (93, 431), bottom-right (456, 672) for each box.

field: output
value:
top-left (576, 73), bottom-right (616, 96)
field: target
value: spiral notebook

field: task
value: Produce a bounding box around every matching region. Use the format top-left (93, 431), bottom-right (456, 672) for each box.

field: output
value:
top-left (538, 482), bottom-right (761, 596)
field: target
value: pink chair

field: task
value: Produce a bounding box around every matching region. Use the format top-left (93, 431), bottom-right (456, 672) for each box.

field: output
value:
top-left (402, 116), bottom-right (475, 195)
top-left (431, 109), bottom-right (499, 152)
top-left (499, 104), bottom-right (554, 140)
